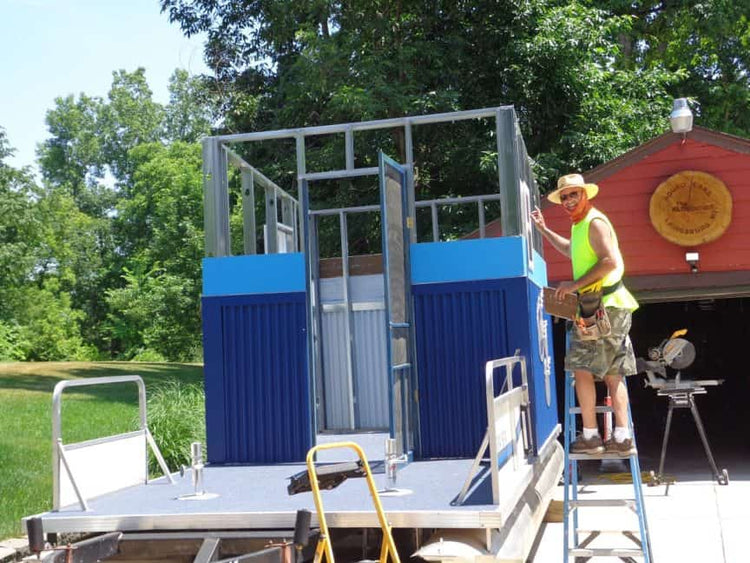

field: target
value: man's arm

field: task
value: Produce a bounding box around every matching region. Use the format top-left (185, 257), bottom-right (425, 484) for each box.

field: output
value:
top-left (531, 206), bottom-right (570, 257)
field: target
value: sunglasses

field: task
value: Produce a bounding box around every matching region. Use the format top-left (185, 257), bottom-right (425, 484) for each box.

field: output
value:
top-left (559, 190), bottom-right (582, 202)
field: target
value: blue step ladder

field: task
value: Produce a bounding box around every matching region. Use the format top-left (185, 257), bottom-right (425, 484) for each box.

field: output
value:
top-left (563, 370), bottom-right (653, 562)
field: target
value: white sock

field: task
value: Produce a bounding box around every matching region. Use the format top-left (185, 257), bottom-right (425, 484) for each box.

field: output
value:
top-left (582, 427), bottom-right (599, 440)
top-left (614, 426), bottom-right (631, 442)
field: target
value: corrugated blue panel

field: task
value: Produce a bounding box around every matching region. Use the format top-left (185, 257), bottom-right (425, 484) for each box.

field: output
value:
top-left (413, 278), bottom-right (559, 460)
top-left (413, 280), bottom-right (512, 459)
top-left (202, 292), bottom-right (311, 464)
top-left (520, 281), bottom-right (559, 452)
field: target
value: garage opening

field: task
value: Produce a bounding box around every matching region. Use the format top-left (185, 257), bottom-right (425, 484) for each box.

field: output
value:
top-left (553, 296), bottom-right (750, 480)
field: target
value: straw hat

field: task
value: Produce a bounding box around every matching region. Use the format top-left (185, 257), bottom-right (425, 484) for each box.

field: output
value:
top-left (547, 173), bottom-right (599, 204)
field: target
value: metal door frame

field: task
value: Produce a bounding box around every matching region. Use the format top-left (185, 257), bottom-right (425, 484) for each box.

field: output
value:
top-left (379, 152), bottom-right (417, 456)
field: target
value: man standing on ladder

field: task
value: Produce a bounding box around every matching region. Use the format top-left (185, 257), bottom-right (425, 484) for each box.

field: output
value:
top-left (531, 173), bottom-right (639, 456)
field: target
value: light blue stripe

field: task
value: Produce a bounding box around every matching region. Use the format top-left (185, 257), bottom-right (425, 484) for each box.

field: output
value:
top-left (203, 253), bottom-right (306, 296)
top-left (528, 249), bottom-right (549, 288)
top-left (410, 237), bottom-right (528, 285)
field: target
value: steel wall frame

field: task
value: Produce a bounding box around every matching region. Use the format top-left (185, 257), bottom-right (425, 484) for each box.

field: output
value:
top-left (201, 106), bottom-right (544, 437)
top-left (202, 106), bottom-right (543, 258)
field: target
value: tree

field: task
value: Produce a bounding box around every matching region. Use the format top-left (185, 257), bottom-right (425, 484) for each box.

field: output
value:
top-left (164, 69), bottom-right (215, 143)
top-left (605, 0), bottom-right (750, 137)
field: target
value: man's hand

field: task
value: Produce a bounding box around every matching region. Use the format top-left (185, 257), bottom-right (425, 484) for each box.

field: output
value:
top-left (555, 280), bottom-right (577, 300)
top-left (530, 206), bottom-right (546, 232)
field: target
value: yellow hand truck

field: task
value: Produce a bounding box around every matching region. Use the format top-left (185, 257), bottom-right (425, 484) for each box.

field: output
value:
top-left (306, 441), bottom-right (401, 563)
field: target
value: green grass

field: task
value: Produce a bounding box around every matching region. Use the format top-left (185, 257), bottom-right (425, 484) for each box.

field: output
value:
top-left (0, 362), bottom-right (203, 540)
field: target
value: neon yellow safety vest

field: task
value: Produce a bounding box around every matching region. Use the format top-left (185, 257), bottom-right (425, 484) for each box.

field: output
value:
top-left (570, 208), bottom-right (638, 311)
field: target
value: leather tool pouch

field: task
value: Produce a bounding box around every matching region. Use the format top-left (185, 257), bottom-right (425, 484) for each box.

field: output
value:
top-left (575, 290), bottom-right (611, 341)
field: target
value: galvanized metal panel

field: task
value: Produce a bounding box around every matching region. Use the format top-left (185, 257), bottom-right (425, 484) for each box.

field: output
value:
top-left (320, 306), bottom-right (389, 431)
top-left (202, 293), bottom-right (310, 464)
top-left (352, 308), bottom-right (389, 429)
top-left (319, 274), bottom-right (389, 431)
top-left (321, 309), bottom-right (353, 430)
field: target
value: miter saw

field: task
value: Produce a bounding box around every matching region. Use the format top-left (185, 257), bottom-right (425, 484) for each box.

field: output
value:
top-left (637, 329), bottom-right (728, 489)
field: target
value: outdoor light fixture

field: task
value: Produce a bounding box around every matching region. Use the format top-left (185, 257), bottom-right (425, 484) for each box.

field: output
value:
top-left (670, 98), bottom-right (693, 135)
top-left (685, 251), bottom-right (699, 274)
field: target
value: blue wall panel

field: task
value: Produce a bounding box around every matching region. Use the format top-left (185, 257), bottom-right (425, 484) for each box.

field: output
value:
top-left (413, 280), bottom-right (512, 459)
top-left (202, 292), bottom-right (311, 464)
top-left (413, 277), bottom-right (558, 460)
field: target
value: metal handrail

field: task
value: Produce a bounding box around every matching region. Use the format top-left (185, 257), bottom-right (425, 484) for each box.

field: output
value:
top-left (52, 376), bottom-right (174, 511)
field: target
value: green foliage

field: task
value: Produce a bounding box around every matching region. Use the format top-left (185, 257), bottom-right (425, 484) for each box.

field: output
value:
top-left (0, 362), bottom-right (204, 539)
top-left (106, 265), bottom-right (202, 361)
top-left (11, 282), bottom-right (97, 361)
top-left (25, 68), bottom-right (212, 362)
top-left (144, 380), bottom-right (206, 474)
top-left (161, 0), bottom-right (749, 197)
top-left (0, 321), bottom-right (25, 361)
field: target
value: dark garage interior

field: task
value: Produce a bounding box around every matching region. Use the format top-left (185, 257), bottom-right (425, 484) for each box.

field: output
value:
top-left (553, 296), bottom-right (750, 480)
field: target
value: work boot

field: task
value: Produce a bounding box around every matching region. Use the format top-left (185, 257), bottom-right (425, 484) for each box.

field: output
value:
top-left (571, 435), bottom-right (604, 454)
top-left (604, 438), bottom-right (637, 457)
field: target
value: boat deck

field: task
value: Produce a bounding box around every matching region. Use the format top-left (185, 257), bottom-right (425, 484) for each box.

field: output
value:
top-left (32, 433), bottom-right (511, 534)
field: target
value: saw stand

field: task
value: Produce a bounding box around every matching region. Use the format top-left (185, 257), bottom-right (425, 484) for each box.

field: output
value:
top-left (648, 373), bottom-right (729, 492)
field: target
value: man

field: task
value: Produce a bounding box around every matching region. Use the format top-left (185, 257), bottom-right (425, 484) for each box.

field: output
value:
top-left (531, 173), bottom-right (639, 456)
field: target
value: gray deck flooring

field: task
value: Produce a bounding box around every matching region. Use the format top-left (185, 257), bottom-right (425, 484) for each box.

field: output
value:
top-left (37, 433), bottom-right (499, 533)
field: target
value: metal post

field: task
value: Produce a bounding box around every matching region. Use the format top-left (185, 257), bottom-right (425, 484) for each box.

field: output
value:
top-left (296, 135), bottom-right (307, 253)
top-left (202, 139), bottom-right (231, 257)
top-left (404, 121), bottom-right (416, 243)
top-left (241, 170), bottom-right (257, 254)
top-left (478, 200), bottom-right (486, 238)
top-left (345, 127), bottom-right (355, 170)
top-left (265, 186), bottom-right (278, 253)
top-left (281, 196), bottom-right (294, 251)
top-left (340, 211), bottom-right (358, 429)
top-left (431, 202), bottom-right (439, 242)
top-left (310, 215), bottom-right (327, 432)
top-left (497, 108), bottom-right (521, 237)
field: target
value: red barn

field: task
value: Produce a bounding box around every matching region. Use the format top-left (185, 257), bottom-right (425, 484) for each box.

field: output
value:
top-left (542, 126), bottom-right (750, 300)
top-left (538, 126), bottom-right (750, 476)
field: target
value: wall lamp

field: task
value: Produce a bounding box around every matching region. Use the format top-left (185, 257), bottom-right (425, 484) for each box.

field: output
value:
top-left (685, 251), bottom-right (699, 274)
top-left (670, 98), bottom-right (693, 138)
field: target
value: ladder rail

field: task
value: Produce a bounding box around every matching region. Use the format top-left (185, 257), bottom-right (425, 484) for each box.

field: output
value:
top-left (305, 441), bottom-right (400, 563)
top-left (562, 333), bottom-right (653, 562)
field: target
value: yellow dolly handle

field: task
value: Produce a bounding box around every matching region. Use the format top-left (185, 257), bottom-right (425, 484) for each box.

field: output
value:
top-left (306, 441), bottom-right (401, 563)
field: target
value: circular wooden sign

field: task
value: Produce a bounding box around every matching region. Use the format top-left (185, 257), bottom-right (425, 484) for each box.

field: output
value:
top-left (649, 171), bottom-right (732, 246)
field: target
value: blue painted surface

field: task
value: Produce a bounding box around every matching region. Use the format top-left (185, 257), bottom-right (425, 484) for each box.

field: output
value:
top-left (411, 237), bottom-right (527, 285)
top-left (413, 279), bottom-right (511, 459)
top-left (529, 249), bottom-right (548, 289)
top-left (202, 292), bottom-right (311, 464)
top-left (203, 253), bottom-right (305, 296)
top-left (413, 276), bottom-right (558, 460)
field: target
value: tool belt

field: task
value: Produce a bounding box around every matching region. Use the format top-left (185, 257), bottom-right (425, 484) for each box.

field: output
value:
top-left (574, 281), bottom-right (622, 341)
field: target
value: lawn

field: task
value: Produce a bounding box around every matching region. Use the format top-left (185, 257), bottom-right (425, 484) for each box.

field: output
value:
top-left (0, 362), bottom-right (203, 540)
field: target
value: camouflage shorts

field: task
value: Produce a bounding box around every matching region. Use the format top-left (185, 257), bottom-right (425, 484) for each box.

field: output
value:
top-left (565, 307), bottom-right (637, 380)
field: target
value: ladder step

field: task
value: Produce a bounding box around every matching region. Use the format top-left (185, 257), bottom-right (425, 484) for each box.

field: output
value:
top-left (569, 499), bottom-right (635, 509)
top-left (569, 547), bottom-right (645, 558)
top-left (569, 451), bottom-right (637, 460)
top-left (568, 406), bottom-right (614, 414)
top-left (576, 529), bottom-right (642, 536)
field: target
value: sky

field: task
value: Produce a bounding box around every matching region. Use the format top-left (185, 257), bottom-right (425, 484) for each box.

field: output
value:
top-left (0, 0), bottom-right (210, 170)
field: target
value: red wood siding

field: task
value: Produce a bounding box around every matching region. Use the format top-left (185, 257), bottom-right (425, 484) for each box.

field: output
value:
top-left (542, 137), bottom-right (750, 283)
